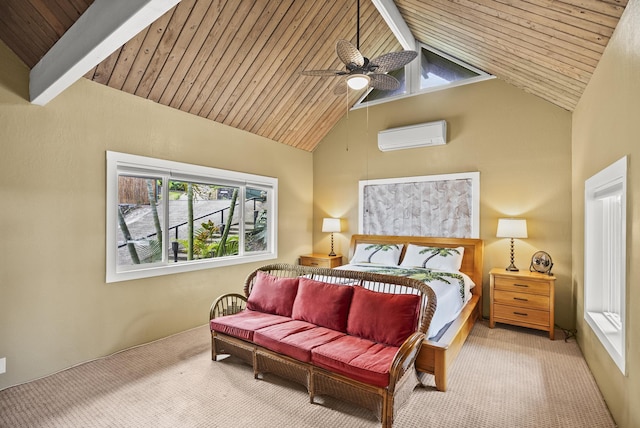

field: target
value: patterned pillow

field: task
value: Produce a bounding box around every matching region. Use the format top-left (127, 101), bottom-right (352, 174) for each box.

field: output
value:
top-left (349, 243), bottom-right (403, 265)
top-left (400, 244), bottom-right (464, 271)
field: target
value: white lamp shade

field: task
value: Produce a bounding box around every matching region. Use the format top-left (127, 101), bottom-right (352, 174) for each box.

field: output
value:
top-left (346, 75), bottom-right (370, 90)
top-left (322, 218), bottom-right (342, 233)
top-left (496, 218), bottom-right (528, 238)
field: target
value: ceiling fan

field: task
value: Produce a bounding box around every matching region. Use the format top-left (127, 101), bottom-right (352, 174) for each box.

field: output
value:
top-left (301, 0), bottom-right (418, 94)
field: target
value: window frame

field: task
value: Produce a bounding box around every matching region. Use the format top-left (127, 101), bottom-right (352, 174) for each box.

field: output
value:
top-left (584, 156), bottom-right (627, 375)
top-left (106, 151), bottom-right (278, 283)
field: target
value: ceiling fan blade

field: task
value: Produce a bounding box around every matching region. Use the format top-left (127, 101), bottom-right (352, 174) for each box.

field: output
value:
top-left (371, 50), bottom-right (418, 73)
top-left (300, 69), bottom-right (346, 76)
top-left (333, 80), bottom-right (348, 95)
top-left (336, 39), bottom-right (364, 67)
top-left (369, 73), bottom-right (400, 91)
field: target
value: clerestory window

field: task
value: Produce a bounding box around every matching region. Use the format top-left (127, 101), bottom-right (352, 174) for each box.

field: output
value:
top-left (106, 151), bottom-right (277, 283)
top-left (356, 43), bottom-right (492, 107)
top-left (419, 46), bottom-right (483, 90)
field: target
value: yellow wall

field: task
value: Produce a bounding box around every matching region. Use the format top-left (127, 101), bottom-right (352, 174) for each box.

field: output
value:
top-left (313, 78), bottom-right (573, 324)
top-left (572, 1), bottom-right (640, 426)
top-left (3, 6), bottom-right (638, 423)
top-left (0, 41), bottom-right (313, 390)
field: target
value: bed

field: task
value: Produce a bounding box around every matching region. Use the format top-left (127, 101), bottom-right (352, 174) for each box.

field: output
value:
top-left (344, 234), bottom-right (484, 392)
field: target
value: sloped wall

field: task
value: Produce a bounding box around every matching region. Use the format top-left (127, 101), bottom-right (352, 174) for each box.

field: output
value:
top-left (0, 41), bottom-right (313, 390)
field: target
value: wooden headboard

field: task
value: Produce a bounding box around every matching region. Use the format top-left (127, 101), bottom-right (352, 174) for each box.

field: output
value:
top-left (348, 234), bottom-right (484, 297)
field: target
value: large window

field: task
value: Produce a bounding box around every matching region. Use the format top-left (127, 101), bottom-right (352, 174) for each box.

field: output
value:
top-left (584, 156), bottom-right (627, 374)
top-left (106, 151), bottom-right (277, 283)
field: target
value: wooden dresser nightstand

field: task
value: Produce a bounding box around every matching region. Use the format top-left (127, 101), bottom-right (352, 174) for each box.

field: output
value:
top-left (489, 268), bottom-right (556, 339)
top-left (299, 254), bottom-right (343, 268)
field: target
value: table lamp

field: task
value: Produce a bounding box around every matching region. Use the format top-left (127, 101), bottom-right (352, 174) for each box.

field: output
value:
top-left (496, 218), bottom-right (528, 271)
top-left (322, 218), bottom-right (342, 257)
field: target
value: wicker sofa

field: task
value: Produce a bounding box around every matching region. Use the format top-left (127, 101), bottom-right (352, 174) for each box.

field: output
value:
top-left (209, 264), bottom-right (437, 428)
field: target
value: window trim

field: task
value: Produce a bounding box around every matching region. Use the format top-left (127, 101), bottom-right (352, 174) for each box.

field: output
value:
top-left (584, 156), bottom-right (627, 375)
top-left (106, 151), bottom-right (278, 283)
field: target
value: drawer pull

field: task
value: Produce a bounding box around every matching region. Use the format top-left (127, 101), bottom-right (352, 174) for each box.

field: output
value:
top-left (513, 297), bottom-right (528, 302)
top-left (310, 262), bottom-right (319, 266)
top-left (513, 311), bottom-right (528, 316)
top-left (513, 283), bottom-right (529, 288)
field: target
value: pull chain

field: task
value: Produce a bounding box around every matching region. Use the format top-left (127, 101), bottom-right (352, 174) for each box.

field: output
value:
top-left (356, 0), bottom-right (360, 50)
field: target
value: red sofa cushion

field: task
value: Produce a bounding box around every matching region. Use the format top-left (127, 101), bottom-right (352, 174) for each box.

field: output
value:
top-left (291, 277), bottom-right (354, 332)
top-left (346, 286), bottom-right (420, 347)
top-left (311, 335), bottom-right (399, 388)
top-left (254, 320), bottom-right (345, 362)
top-left (210, 310), bottom-right (290, 341)
top-left (246, 271), bottom-right (299, 317)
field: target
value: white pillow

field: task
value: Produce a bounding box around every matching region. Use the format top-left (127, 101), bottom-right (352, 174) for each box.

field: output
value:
top-left (349, 243), bottom-right (403, 266)
top-left (400, 245), bottom-right (464, 271)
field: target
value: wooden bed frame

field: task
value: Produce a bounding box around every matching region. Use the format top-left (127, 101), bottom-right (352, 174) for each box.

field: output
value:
top-left (348, 234), bottom-right (484, 392)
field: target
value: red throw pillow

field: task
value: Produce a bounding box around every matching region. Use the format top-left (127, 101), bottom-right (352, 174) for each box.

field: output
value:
top-left (291, 277), bottom-right (354, 332)
top-left (246, 271), bottom-right (299, 317)
top-left (346, 286), bottom-right (421, 347)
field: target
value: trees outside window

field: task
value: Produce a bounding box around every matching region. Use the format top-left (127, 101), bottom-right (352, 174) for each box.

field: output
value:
top-left (107, 152), bottom-right (277, 283)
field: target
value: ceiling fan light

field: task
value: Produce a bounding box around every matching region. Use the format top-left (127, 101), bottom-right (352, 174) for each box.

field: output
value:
top-left (347, 74), bottom-right (370, 90)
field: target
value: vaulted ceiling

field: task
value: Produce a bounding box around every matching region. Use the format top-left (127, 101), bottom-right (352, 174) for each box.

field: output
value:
top-left (0, 0), bottom-right (628, 152)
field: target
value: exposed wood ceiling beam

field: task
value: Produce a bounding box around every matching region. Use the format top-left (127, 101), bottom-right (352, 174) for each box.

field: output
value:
top-left (29, 0), bottom-right (181, 106)
top-left (371, 0), bottom-right (416, 50)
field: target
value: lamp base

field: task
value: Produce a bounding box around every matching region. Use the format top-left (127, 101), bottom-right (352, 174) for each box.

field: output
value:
top-left (505, 263), bottom-right (519, 272)
top-left (505, 238), bottom-right (519, 271)
top-left (327, 232), bottom-right (336, 257)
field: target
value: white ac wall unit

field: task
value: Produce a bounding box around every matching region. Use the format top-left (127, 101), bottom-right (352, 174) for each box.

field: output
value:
top-left (377, 120), bottom-right (447, 152)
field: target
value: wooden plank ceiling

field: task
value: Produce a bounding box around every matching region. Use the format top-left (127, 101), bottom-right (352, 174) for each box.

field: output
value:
top-left (396, 0), bottom-right (627, 111)
top-left (0, 0), bottom-right (628, 152)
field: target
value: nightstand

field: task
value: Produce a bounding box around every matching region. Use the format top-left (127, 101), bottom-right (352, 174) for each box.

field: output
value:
top-left (299, 254), bottom-right (343, 268)
top-left (489, 268), bottom-right (555, 339)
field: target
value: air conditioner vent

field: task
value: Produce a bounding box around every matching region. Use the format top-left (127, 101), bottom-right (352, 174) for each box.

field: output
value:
top-left (378, 120), bottom-right (447, 151)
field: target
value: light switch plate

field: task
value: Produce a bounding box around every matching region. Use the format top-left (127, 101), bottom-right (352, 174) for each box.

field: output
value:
top-left (0, 357), bottom-right (6, 374)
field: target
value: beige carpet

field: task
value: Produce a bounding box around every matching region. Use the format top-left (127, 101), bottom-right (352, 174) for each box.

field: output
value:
top-left (0, 321), bottom-right (615, 427)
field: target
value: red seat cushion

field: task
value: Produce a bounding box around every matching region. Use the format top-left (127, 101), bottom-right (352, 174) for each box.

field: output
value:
top-left (246, 271), bottom-right (299, 317)
top-left (254, 320), bottom-right (345, 362)
top-left (346, 286), bottom-right (420, 347)
top-left (210, 310), bottom-right (290, 341)
top-left (311, 335), bottom-right (399, 388)
top-left (291, 277), bottom-right (354, 332)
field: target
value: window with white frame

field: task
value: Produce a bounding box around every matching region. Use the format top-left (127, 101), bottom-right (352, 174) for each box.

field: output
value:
top-left (106, 151), bottom-right (277, 283)
top-left (584, 156), bottom-right (627, 374)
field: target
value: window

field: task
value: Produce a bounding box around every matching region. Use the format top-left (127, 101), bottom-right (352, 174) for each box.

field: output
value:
top-left (584, 156), bottom-right (627, 374)
top-left (355, 43), bottom-right (492, 108)
top-left (419, 46), bottom-right (483, 90)
top-left (106, 151), bottom-right (277, 283)
top-left (361, 67), bottom-right (407, 103)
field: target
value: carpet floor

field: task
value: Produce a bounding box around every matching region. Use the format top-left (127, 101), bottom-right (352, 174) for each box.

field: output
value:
top-left (0, 321), bottom-right (616, 427)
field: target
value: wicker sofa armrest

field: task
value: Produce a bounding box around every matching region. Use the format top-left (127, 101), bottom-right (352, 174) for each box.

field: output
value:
top-left (388, 331), bottom-right (426, 392)
top-left (209, 293), bottom-right (247, 320)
